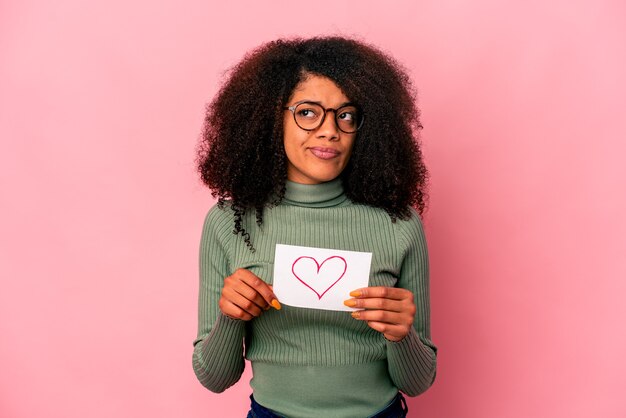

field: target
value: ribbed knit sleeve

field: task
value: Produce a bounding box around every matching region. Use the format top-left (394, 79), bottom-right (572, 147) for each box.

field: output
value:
top-left (192, 205), bottom-right (246, 393)
top-left (386, 211), bottom-right (438, 396)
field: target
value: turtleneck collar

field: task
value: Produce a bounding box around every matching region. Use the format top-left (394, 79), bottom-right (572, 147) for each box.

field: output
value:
top-left (282, 178), bottom-right (349, 208)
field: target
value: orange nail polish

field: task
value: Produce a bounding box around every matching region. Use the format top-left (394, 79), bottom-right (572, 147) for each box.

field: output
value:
top-left (271, 299), bottom-right (282, 310)
top-left (350, 290), bottom-right (362, 297)
top-left (343, 299), bottom-right (357, 307)
top-left (351, 311), bottom-right (360, 319)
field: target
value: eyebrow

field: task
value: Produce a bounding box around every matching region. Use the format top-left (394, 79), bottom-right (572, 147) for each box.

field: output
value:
top-left (293, 99), bottom-right (354, 108)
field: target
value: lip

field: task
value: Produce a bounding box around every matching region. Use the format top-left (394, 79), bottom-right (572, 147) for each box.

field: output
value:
top-left (309, 147), bottom-right (340, 160)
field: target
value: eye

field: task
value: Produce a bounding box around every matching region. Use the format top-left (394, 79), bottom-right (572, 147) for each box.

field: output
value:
top-left (338, 111), bottom-right (354, 121)
top-left (297, 108), bottom-right (318, 119)
top-left (296, 103), bottom-right (322, 119)
top-left (338, 105), bottom-right (359, 118)
top-left (337, 106), bottom-right (360, 128)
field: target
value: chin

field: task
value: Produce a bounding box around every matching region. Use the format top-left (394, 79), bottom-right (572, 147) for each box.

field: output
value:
top-left (288, 161), bottom-right (347, 184)
top-left (311, 170), bottom-right (343, 184)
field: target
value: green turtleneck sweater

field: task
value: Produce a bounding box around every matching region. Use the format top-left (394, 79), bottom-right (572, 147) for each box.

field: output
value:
top-left (192, 179), bottom-right (437, 418)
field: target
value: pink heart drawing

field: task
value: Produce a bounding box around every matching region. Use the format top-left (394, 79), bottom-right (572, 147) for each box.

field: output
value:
top-left (291, 255), bottom-right (347, 299)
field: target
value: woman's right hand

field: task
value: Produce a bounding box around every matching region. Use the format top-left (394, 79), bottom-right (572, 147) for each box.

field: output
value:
top-left (219, 268), bottom-right (281, 321)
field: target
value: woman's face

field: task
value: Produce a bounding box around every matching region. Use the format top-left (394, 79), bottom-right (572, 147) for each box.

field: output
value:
top-left (283, 74), bottom-right (357, 184)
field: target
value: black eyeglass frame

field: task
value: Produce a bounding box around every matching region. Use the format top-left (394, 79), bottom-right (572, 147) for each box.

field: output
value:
top-left (283, 100), bottom-right (365, 134)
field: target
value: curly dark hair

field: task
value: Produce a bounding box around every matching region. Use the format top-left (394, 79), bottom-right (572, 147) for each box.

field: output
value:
top-left (197, 36), bottom-right (428, 249)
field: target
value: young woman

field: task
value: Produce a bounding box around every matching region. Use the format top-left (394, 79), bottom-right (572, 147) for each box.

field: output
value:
top-left (193, 36), bottom-right (437, 418)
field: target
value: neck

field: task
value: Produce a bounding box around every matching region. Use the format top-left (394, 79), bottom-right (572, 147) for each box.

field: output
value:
top-left (282, 178), bottom-right (348, 208)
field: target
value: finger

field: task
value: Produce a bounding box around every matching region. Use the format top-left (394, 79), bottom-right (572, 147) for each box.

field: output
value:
top-left (349, 309), bottom-right (409, 326)
top-left (232, 269), bottom-right (281, 309)
top-left (362, 321), bottom-right (410, 341)
top-left (219, 299), bottom-right (254, 321)
top-left (224, 279), bottom-right (270, 310)
top-left (343, 297), bottom-right (404, 312)
top-left (350, 286), bottom-right (412, 300)
top-left (223, 286), bottom-right (266, 316)
top-left (266, 285), bottom-right (277, 309)
top-left (229, 291), bottom-right (265, 317)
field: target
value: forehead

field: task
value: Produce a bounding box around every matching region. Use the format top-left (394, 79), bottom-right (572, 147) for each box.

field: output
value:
top-left (289, 74), bottom-right (350, 104)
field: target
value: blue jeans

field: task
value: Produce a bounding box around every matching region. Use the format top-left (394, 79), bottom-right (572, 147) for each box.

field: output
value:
top-left (246, 392), bottom-right (408, 418)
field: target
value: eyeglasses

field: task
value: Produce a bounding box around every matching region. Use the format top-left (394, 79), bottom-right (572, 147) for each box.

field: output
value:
top-left (284, 101), bottom-right (364, 133)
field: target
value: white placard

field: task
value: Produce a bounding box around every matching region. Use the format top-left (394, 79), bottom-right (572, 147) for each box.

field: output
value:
top-left (273, 244), bottom-right (372, 311)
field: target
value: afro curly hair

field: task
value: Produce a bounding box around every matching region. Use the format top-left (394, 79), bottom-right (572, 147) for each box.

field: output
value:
top-left (197, 36), bottom-right (428, 250)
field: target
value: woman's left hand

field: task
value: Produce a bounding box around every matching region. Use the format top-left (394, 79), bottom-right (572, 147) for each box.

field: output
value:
top-left (345, 287), bottom-right (415, 342)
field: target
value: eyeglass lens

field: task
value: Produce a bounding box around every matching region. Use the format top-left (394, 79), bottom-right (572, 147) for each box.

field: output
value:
top-left (294, 103), bottom-right (362, 133)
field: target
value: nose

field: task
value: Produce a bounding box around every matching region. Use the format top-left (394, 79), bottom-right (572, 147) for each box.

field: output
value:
top-left (315, 110), bottom-right (340, 141)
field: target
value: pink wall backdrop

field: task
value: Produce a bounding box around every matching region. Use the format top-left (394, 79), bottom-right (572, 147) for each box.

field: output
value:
top-left (1, 1), bottom-right (625, 417)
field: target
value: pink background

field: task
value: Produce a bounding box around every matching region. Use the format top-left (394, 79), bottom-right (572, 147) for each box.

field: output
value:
top-left (1, 1), bottom-right (625, 417)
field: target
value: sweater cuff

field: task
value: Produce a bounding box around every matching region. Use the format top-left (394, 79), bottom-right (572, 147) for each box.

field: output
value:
top-left (193, 312), bottom-right (247, 392)
top-left (215, 310), bottom-right (247, 328)
top-left (202, 311), bottom-right (246, 348)
top-left (386, 326), bottom-right (436, 359)
top-left (386, 327), bottom-right (437, 396)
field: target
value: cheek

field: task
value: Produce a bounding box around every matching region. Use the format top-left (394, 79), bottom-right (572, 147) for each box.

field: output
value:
top-left (282, 125), bottom-right (301, 166)
top-left (282, 115), bottom-right (296, 148)
top-left (283, 122), bottom-right (307, 150)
